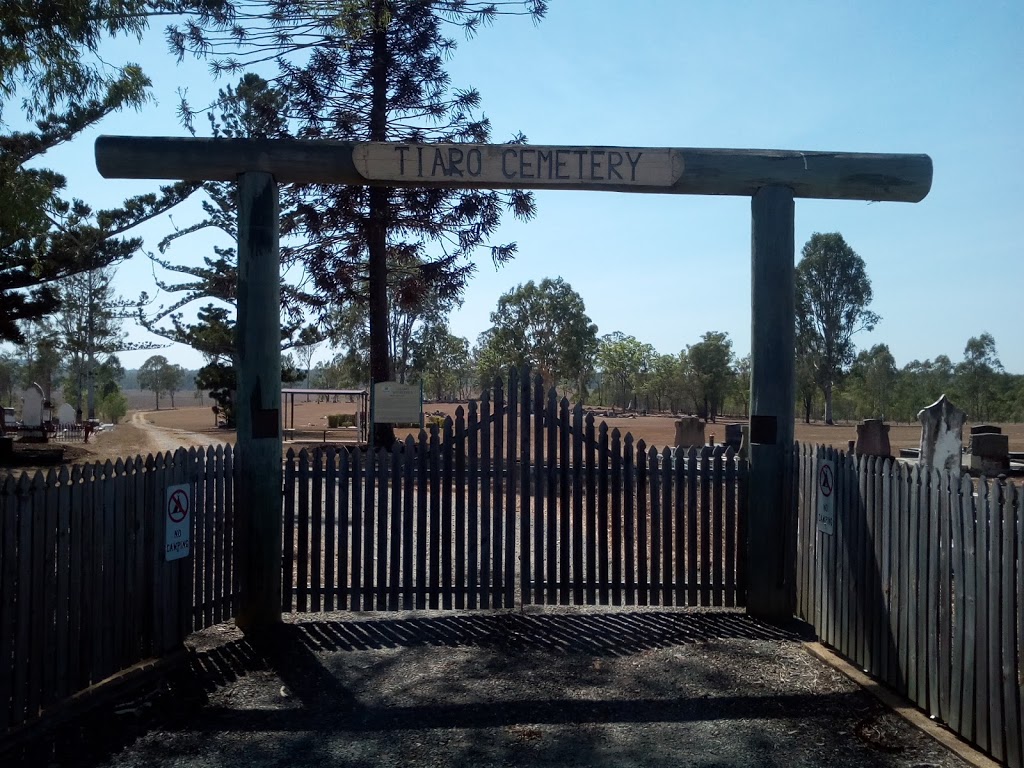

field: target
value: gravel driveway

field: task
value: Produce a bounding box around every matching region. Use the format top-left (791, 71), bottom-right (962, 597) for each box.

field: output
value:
top-left (10, 607), bottom-right (969, 768)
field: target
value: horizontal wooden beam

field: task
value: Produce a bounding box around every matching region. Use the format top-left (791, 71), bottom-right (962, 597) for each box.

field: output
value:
top-left (95, 136), bottom-right (932, 202)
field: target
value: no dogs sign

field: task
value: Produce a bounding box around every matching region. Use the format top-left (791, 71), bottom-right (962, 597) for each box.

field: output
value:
top-left (816, 459), bottom-right (836, 535)
top-left (165, 483), bottom-right (192, 561)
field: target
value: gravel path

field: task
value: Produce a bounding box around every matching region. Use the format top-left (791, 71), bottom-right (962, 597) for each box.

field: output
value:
top-left (11, 607), bottom-right (970, 768)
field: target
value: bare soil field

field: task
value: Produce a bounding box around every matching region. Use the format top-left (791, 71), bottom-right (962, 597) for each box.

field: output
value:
top-left (146, 400), bottom-right (1024, 455)
top-left (5, 402), bottom-right (1022, 480)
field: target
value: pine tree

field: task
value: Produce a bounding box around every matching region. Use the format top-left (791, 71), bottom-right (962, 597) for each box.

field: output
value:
top-left (169, 0), bottom-right (545, 445)
top-left (0, 1), bottom-right (220, 342)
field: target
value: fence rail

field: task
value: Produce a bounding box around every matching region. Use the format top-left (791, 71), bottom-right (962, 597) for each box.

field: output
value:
top-left (796, 444), bottom-right (1023, 768)
top-left (283, 369), bottom-right (747, 613)
top-left (0, 445), bottom-right (237, 736)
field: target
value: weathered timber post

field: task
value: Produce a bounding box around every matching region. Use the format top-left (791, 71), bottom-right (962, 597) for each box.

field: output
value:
top-left (234, 171), bottom-right (283, 630)
top-left (748, 185), bottom-right (796, 620)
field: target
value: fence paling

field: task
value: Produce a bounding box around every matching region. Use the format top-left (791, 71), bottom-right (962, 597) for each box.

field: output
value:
top-left (0, 445), bottom-right (237, 736)
top-left (796, 443), bottom-right (1024, 768)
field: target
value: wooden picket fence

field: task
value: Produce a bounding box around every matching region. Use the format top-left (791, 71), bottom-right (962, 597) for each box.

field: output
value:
top-left (0, 446), bottom-right (237, 736)
top-left (283, 370), bottom-right (748, 613)
top-left (795, 444), bottom-right (1023, 768)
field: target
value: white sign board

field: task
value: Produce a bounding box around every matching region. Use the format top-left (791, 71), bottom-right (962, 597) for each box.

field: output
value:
top-left (353, 143), bottom-right (683, 187)
top-left (165, 483), bottom-right (192, 561)
top-left (816, 458), bottom-right (836, 535)
top-left (372, 381), bottom-right (422, 425)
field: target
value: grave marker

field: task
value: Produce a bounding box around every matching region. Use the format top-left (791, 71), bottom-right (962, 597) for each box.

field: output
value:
top-left (917, 394), bottom-right (966, 474)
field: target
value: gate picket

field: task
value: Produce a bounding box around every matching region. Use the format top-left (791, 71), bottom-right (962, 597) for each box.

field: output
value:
top-left (661, 445), bottom-right (673, 606)
top-left (647, 444), bottom-right (659, 606)
top-left (493, 383), bottom-right (505, 608)
top-left (454, 409), bottom-right (466, 610)
top-left (572, 406), bottom-right (585, 605)
top-left (441, 420), bottom-right (453, 610)
top-left (610, 428), bottom-right (622, 606)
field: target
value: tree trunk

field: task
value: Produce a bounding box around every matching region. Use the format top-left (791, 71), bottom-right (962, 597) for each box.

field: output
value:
top-left (367, 1), bottom-right (395, 449)
top-left (803, 395), bottom-right (813, 423)
top-left (823, 381), bottom-right (834, 425)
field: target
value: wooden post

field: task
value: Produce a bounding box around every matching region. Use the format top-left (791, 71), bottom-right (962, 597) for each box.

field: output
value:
top-left (234, 172), bottom-right (283, 631)
top-left (748, 185), bottom-right (796, 621)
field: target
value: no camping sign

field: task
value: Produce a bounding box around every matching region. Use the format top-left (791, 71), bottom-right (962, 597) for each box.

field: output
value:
top-left (165, 483), bottom-right (192, 561)
top-left (815, 458), bottom-right (836, 535)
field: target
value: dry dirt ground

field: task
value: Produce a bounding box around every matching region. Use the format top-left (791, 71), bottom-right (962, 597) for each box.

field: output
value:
top-left (5, 608), bottom-right (974, 768)
top-left (5, 403), bottom-right (1021, 479)
top-left (144, 400), bottom-right (1024, 455)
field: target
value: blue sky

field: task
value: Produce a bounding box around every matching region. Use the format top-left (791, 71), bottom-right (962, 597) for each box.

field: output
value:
top-left (27, 0), bottom-right (1024, 373)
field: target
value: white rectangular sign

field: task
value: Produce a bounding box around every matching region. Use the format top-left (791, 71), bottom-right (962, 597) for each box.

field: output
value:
top-left (165, 483), bottom-right (192, 561)
top-left (816, 458), bottom-right (836, 535)
top-left (373, 381), bottom-right (422, 425)
top-left (353, 143), bottom-right (682, 187)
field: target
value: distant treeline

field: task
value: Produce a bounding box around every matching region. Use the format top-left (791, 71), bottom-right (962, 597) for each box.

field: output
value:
top-left (121, 368), bottom-right (199, 392)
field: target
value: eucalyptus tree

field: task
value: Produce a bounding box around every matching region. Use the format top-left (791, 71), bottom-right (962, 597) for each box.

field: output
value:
top-left (954, 333), bottom-right (1003, 421)
top-left (486, 278), bottom-right (598, 396)
top-left (685, 331), bottom-right (734, 422)
top-left (168, 0), bottom-right (546, 445)
top-left (596, 333), bottom-right (656, 410)
top-left (795, 232), bottom-right (879, 424)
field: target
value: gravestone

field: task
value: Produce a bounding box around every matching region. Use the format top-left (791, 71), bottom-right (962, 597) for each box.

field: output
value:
top-left (724, 423), bottom-right (744, 452)
top-left (917, 394), bottom-right (966, 474)
top-left (674, 416), bottom-right (706, 449)
top-left (970, 431), bottom-right (1009, 476)
top-left (21, 384), bottom-right (43, 427)
top-left (855, 418), bottom-right (891, 458)
top-left (970, 423), bottom-right (1001, 436)
top-left (57, 403), bottom-right (77, 425)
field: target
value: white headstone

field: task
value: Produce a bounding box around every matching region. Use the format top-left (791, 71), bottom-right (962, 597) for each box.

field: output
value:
top-left (917, 394), bottom-right (967, 474)
top-left (57, 403), bottom-right (77, 425)
top-left (21, 383), bottom-right (44, 427)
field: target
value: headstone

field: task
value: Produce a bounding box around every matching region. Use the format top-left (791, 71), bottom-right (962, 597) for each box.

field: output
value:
top-left (724, 423), bottom-right (743, 451)
top-left (970, 432), bottom-right (1010, 476)
top-left (917, 394), bottom-right (966, 474)
top-left (57, 403), bottom-right (77, 425)
top-left (21, 383), bottom-right (43, 427)
top-left (970, 424), bottom-right (1001, 436)
top-left (855, 418), bottom-right (891, 458)
top-left (674, 416), bottom-right (705, 449)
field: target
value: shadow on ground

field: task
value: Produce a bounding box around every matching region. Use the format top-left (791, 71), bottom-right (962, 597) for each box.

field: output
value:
top-left (3, 610), bottom-right (961, 768)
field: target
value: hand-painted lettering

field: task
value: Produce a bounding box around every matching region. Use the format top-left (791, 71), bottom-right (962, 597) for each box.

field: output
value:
top-left (607, 151), bottom-right (623, 180)
top-left (502, 148), bottom-right (517, 179)
top-left (431, 148), bottom-right (448, 176)
top-left (519, 149), bottom-right (535, 179)
top-left (573, 149), bottom-right (587, 179)
top-left (466, 148), bottom-right (482, 176)
top-left (626, 151), bottom-right (642, 181)
top-left (355, 144), bottom-right (670, 185)
top-left (447, 147), bottom-right (464, 177)
top-left (395, 145), bottom-right (410, 175)
top-left (555, 150), bottom-right (569, 179)
top-left (537, 150), bottom-right (552, 179)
